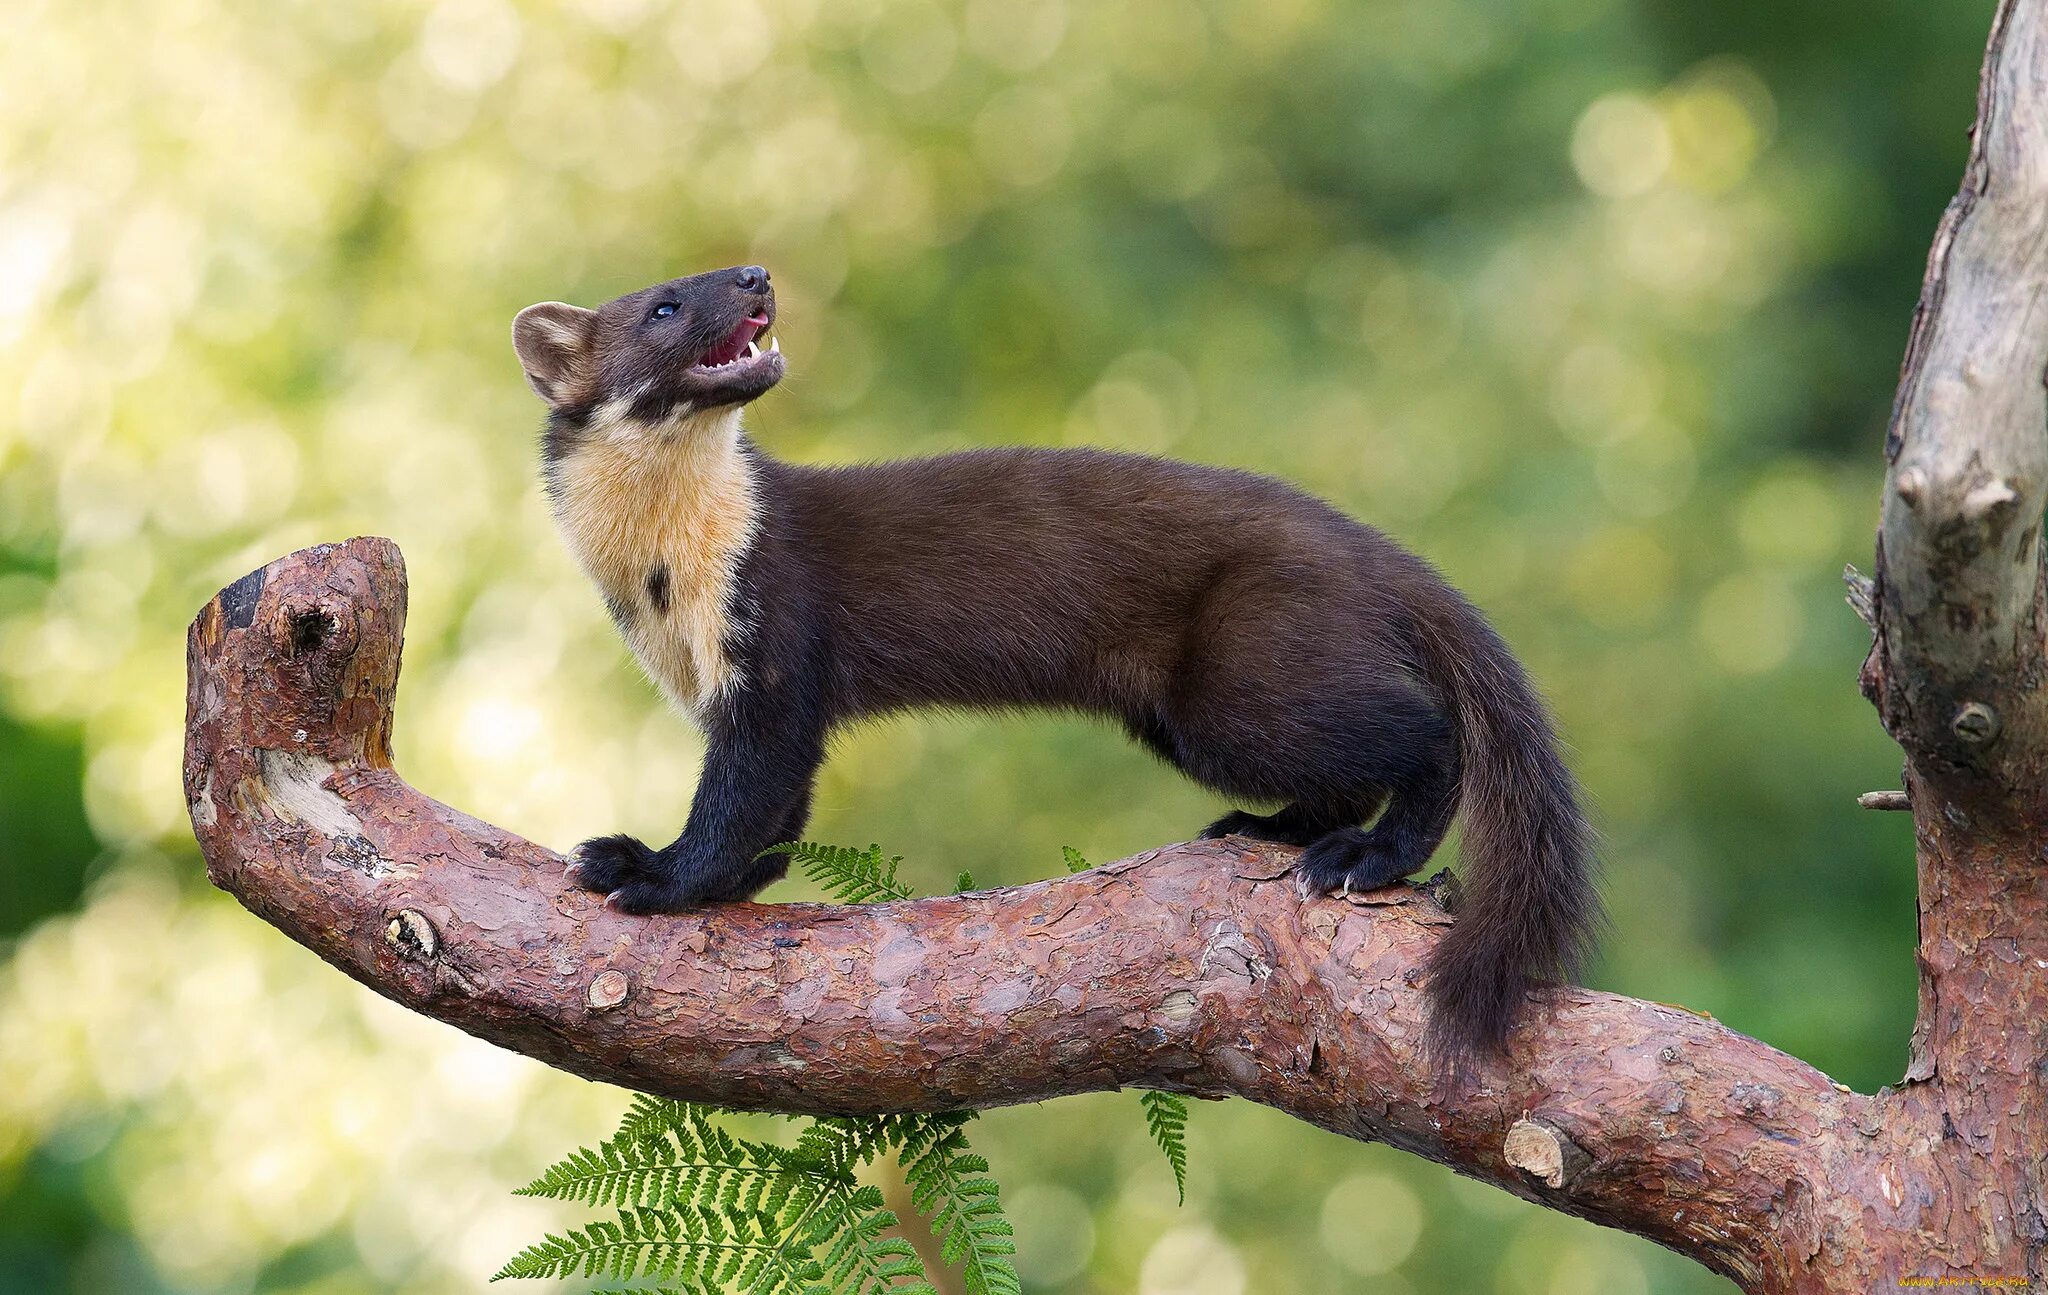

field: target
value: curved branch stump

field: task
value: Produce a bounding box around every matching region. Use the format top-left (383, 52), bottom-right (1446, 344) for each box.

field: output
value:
top-left (179, 5), bottom-right (2048, 1289)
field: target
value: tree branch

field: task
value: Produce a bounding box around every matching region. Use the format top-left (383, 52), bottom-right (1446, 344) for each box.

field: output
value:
top-left (189, 537), bottom-right (1906, 1294)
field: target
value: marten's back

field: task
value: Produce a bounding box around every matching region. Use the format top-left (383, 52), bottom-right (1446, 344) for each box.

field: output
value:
top-left (753, 446), bottom-right (1438, 718)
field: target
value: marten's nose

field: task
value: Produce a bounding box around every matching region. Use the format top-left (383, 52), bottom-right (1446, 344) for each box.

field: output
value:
top-left (734, 265), bottom-right (770, 295)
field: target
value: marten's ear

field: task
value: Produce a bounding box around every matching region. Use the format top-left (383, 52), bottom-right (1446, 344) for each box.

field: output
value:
top-left (512, 302), bottom-right (598, 407)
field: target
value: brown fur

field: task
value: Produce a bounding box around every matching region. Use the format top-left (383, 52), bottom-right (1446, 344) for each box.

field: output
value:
top-left (514, 266), bottom-right (1600, 1061)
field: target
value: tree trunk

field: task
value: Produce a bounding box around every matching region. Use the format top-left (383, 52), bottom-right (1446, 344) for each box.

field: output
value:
top-left (182, 4), bottom-right (2048, 1289)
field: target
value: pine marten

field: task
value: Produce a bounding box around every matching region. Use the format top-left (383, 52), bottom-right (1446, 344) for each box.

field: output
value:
top-left (512, 265), bottom-right (1599, 1058)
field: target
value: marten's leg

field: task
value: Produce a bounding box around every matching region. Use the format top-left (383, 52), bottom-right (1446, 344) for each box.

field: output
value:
top-left (1159, 640), bottom-right (1461, 895)
top-left (1295, 745), bottom-right (1460, 897)
top-left (774, 783), bottom-right (817, 849)
top-left (570, 679), bottom-right (826, 911)
top-left (1202, 796), bottom-right (1384, 846)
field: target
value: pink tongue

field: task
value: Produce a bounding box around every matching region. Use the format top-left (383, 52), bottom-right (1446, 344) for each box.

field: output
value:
top-left (705, 318), bottom-right (765, 365)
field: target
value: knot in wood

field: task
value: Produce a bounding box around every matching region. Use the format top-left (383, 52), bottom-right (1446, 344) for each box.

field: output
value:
top-left (1960, 475), bottom-right (2019, 524)
top-left (1504, 1117), bottom-right (1590, 1190)
top-left (277, 601), bottom-right (353, 660)
top-left (587, 969), bottom-right (631, 1011)
top-left (385, 908), bottom-right (437, 961)
top-left (1895, 464), bottom-right (1928, 507)
top-left (1950, 701), bottom-right (2000, 747)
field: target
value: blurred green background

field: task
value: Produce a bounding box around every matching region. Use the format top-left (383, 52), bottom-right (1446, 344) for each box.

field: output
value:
top-left (0, 0), bottom-right (1989, 1289)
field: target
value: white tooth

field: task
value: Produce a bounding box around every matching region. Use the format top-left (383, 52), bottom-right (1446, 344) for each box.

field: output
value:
top-left (746, 340), bottom-right (759, 359)
top-left (768, 335), bottom-right (779, 353)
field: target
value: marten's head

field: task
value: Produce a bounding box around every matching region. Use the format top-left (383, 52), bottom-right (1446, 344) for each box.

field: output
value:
top-left (512, 265), bottom-right (784, 431)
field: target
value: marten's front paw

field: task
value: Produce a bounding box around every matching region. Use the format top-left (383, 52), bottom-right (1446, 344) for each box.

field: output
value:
top-left (567, 834), bottom-right (661, 893)
top-left (599, 876), bottom-right (711, 915)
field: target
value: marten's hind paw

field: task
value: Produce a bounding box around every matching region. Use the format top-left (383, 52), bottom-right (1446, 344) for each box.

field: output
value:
top-left (568, 834), bottom-right (661, 893)
top-left (1201, 810), bottom-right (1269, 839)
top-left (1201, 808), bottom-right (1330, 847)
top-left (1294, 827), bottom-right (1416, 900)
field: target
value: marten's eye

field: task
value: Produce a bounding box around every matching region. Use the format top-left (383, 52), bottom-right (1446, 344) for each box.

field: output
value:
top-left (649, 302), bottom-right (678, 321)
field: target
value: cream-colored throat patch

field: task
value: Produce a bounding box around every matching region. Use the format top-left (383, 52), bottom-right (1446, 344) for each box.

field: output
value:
top-left (549, 405), bottom-right (760, 718)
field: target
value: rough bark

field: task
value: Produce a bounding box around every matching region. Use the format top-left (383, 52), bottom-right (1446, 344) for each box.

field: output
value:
top-left (181, 3), bottom-right (2048, 1290)
top-left (1863, 0), bottom-right (2048, 1280)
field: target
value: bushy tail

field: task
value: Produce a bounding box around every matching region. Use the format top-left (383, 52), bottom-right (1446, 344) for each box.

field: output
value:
top-left (1413, 594), bottom-right (1600, 1063)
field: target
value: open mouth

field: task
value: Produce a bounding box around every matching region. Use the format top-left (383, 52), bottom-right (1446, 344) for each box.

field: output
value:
top-left (691, 314), bottom-right (777, 373)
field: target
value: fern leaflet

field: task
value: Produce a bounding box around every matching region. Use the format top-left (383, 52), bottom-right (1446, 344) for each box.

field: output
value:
top-left (763, 841), bottom-right (916, 904)
top-left (1138, 1091), bottom-right (1191, 1204)
top-left (897, 1113), bottom-right (1020, 1295)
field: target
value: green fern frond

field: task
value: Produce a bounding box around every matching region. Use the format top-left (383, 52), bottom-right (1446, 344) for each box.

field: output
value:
top-left (779, 1114), bottom-right (894, 1180)
top-left (897, 1114), bottom-right (1020, 1295)
top-left (954, 870), bottom-right (976, 892)
top-left (1060, 846), bottom-right (1089, 875)
top-left (613, 1092), bottom-right (716, 1151)
top-left (762, 841), bottom-right (917, 904)
top-left (1138, 1091), bottom-right (1191, 1205)
top-left (502, 1097), bottom-right (938, 1294)
top-left (492, 1206), bottom-right (807, 1288)
top-left (804, 1183), bottom-right (936, 1295)
top-left (514, 1101), bottom-right (796, 1212)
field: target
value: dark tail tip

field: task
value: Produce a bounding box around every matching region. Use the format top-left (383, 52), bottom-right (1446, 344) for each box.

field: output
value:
top-left (1422, 935), bottom-right (1538, 1066)
top-left (1418, 828), bottom-right (1601, 1068)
